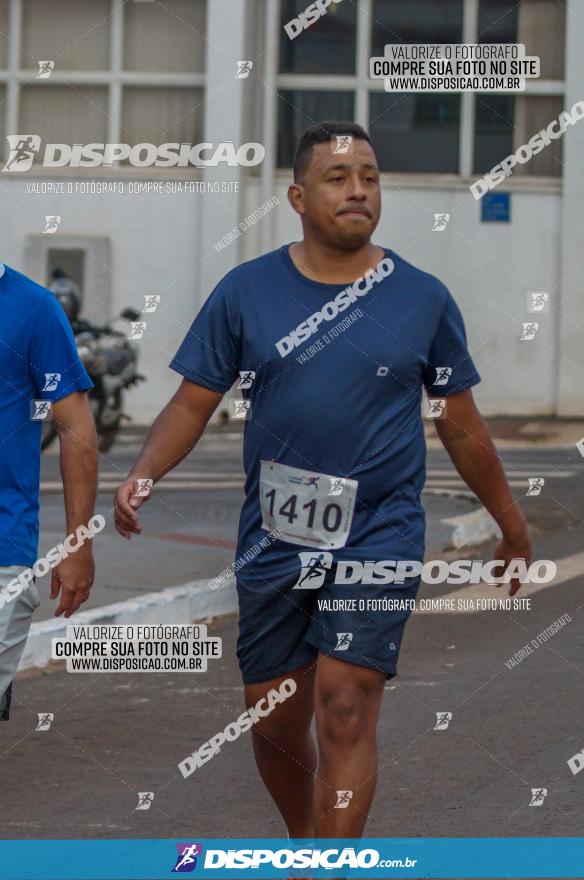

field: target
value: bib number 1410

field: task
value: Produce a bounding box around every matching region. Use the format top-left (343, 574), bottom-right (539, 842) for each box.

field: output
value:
top-left (264, 489), bottom-right (343, 534)
top-left (259, 461), bottom-right (359, 550)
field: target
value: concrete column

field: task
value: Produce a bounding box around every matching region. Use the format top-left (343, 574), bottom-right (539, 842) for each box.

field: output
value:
top-left (557, 0), bottom-right (584, 415)
top-left (198, 0), bottom-right (249, 310)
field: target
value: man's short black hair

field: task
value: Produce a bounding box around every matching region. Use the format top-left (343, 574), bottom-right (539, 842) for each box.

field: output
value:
top-left (293, 121), bottom-right (373, 183)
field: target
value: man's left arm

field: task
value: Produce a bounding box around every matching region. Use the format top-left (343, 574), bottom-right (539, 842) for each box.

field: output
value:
top-left (433, 389), bottom-right (532, 595)
top-left (51, 391), bottom-right (98, 617)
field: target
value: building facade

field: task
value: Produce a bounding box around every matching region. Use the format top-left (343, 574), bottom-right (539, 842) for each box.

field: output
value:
top-left (0, 0), bottom-right (581, 419)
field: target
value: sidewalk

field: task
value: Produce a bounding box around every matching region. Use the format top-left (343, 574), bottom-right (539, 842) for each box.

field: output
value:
top-left (425, 416), bottom-right (584, 448)
top-left (130, 415), bottom-right (584, 448)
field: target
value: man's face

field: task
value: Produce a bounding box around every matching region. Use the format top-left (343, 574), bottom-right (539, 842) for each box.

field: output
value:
top-left (290, 138), bottom-right (381, 250)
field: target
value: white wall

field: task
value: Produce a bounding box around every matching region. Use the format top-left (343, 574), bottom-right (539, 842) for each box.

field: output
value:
top-left (1, 176), bottom-right (200, 422)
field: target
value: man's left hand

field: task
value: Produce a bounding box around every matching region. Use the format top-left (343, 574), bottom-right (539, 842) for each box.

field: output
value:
top-left (51, 545), bottom-right (95, 618)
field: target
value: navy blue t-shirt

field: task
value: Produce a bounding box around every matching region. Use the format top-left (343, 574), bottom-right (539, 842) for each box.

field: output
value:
top-left (0, 263), bottom-right (93, 566)
top-left (170, 245), bottom-right (480, 584)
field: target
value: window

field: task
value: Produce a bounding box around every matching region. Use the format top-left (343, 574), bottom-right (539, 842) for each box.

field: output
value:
top-left (20, 85), bottom-right (109, 144)
top-left (369, 93), bottom-right (460, 173)
top-left (473, 1), bottom-right (566, 175)
top-left (371, 0), bottom-right (463, 53)
top-left (479, 0), bottom-right (564, 78)
top-left (21, 0), bottom-right (111, 70)
top-left (477, 0), bottom-right (519, 44)
top-left (123, 0), bottom-right (206, 73)
top-left (121, 87), bottom-right (204, 145)
top-left (0, 1), bottom-right (8, 69)
top-left (278, 90), bottom-right (355, 168)
top-left (511, 95), bottom-right (564, 176)
top-left (279, 0), bottom-right (357, 74)
top-left (0, 0), bottom-right (206, 164)
top-left (276, 0), bottom-right (566, 179)
top-left (473, 94), bottom-right (514, 174)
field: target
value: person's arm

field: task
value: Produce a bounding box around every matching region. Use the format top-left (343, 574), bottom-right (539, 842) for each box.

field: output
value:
top-left (51, 391), bottom-right (98, 617)
top-left (114, 380), bottom-right (222, 539)
top-left (433, 389), bottom-right (532, 595)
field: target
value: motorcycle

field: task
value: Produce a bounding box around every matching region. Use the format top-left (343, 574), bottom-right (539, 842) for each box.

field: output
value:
top-left (42, 276), bottom-right (145, 452)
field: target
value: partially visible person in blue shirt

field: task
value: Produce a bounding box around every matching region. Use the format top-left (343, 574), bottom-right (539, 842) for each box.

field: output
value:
top-left (0, 262), bottom-right (98, 720)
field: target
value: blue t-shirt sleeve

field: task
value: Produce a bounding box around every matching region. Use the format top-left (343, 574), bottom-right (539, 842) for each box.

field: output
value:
top-left (28, 295), bottom-right (93, 399)
top-left (169, 279), bottom-right (241, 394)
top-left (423, 289), bottom-right (481, 395)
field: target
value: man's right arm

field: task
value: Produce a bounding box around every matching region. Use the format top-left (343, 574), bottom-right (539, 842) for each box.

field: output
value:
top-left (114, 379), bottom-right (223, 539)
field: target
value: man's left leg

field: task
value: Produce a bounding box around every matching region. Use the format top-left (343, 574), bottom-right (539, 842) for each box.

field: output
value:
top-left (313, 653), bottom-right (386, 836)
top-left (0, 567), bottom-right (40, 720)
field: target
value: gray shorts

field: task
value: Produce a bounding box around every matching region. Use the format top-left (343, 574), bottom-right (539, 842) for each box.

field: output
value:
top-left (0, 566), bottom-right (40, 719)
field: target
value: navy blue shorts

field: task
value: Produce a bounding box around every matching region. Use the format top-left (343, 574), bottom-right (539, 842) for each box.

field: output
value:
top-left (236, 565), bottom-right (421, 685)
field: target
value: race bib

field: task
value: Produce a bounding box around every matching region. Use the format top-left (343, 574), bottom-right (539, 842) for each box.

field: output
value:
top-left (259, 460), bottom-right (358, 549)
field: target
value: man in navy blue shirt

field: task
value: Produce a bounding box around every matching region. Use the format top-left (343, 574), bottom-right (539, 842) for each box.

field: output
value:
top-left (115, 122), bottom-right (532, 837)
top-left (0, 263), bottom-right (97, 719)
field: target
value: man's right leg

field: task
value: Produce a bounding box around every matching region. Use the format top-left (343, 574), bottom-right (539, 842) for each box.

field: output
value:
top-left (244, 659), bottom-right (317, 838)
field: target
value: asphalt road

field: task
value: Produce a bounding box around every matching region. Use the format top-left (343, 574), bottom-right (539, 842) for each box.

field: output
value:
top-left (33, 426), bottom-right (484, 617)
top-left (2, 427), bottom-right (583, 879)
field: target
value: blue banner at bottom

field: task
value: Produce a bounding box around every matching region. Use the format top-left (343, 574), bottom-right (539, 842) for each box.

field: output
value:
top-left (1, 838), bottom-right (583, 879)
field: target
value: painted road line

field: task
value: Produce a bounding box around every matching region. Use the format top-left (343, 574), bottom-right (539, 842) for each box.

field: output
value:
top-left (427, 470), bottom-right (576, 478)
top-left (97, 471), bottom-right (243, 479)
top-left (41, 480), bottom-right (245, 492)
top-left (425, 479), bottom-right (554, 488)
top-left (156, 532), bottom-right (237, 548)
top-left (442, 508), bottom-right (501, 549)
top-left (115, 432), bottom-right (242, 442)
top-left (417, 550), bottom-right (584, 613)
top-left (423, 488), bottom-right (476, 499)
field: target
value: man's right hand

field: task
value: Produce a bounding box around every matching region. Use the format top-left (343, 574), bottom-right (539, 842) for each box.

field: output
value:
top-left (113, 381), bottom-right (223, 539)
top-left (114, 477), bottom-right (151, 539)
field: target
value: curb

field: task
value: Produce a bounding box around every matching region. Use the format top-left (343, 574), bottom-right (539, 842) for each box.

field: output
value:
top-left (19, 576), bottom-right (237, 672)
top-left (442, 507), bottom-right (502, 549)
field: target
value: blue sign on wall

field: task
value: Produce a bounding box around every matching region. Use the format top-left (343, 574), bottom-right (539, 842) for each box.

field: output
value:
top-left (481, 191), bottom-right (510, 222)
